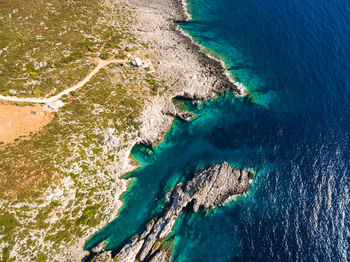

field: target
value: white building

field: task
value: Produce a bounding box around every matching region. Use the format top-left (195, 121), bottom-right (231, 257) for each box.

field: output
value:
top-left (132, 57), bottom-right (142, 67)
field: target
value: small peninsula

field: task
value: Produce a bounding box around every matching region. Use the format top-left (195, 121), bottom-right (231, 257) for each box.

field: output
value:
top-left (90, 162), bottom-right (254, 262)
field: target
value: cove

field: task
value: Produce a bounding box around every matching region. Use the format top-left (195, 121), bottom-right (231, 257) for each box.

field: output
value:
top-left (85, 93), bottom-right (271, 253)
top-left (86, 0), bottom-right (350, 261)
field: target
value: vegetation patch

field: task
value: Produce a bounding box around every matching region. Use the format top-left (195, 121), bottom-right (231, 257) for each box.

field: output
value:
top-left (0, 0), bottom-right (132, 97)
top-left (0, 0), bottom-right (170, 261)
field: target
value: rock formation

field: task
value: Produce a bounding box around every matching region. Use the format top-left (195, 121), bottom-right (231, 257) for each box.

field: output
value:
top-left (121, 0), bottom-right (247, 147)
top-left (164, 110), bottom-right (195, 121)
top-left (101, 162), bottom-right (254, 262)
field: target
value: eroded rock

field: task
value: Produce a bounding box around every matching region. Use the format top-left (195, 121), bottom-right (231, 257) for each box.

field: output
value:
top-left (100, 162), bottom-right (255, 262)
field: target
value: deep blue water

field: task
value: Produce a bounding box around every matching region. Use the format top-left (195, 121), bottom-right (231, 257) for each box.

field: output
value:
top-left (86, 0), bottom-right (350, 261)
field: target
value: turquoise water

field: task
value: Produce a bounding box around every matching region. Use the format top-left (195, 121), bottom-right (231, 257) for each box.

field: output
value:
top-left (86, 0), bottom-right (350, 261)
top-left (85, 94), bottom-right (272, 252)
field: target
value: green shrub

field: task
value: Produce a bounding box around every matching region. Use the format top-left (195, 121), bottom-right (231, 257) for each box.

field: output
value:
top-left (2, 246), bottom-right (10, 261)
top-left (76, 205), bottom-right (101, 226)
top-left (33, 89), bottom-right (43, 97)
top-left (0, 212), bottom-right (19, 235)
top-left (146, 77), bottom-right (159, 92)
top-left (108, 42), bottom-right (117, 49)
top-left (37, 253), bottom-right (47, 262)
top-left (146, 78), bottom-right (155, 85)
top-left (70, 91), bottom-right (78, 97)
top-left (100, 52), bottom-right (109, 60)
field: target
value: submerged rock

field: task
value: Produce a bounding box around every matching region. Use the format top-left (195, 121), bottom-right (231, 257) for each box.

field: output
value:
top-left (93, 162), bottom-right (254, 262)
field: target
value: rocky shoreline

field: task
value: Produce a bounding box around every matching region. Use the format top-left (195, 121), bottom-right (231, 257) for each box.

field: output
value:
top-left (126, 0), bottom-right (245, 146)
top-left (77, 0), bottom-right (248, 260)
top-left (89, 162), bottom-right (254, 262)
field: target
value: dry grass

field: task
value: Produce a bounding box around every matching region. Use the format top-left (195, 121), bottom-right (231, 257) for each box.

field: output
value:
top-left (0, 0), bottom-right (170, 260)
top-left (0, 156), bottom-right (59, 200)
top-left (0, 0), bottom-right (128, 97)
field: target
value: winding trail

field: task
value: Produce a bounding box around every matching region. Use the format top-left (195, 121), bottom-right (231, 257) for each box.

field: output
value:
top-left (0, 58), bottom-right (124, 104)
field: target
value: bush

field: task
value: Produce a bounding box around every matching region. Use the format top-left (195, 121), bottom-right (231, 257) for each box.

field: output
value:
top-left (100, 52), bottom-right (109, 60)
top-left (76, 205), bottom-right (100, 226)
top-left (146, 77), bottom-right (159, 92)
top-left (0, 212), bottom-right (19, 235)
top-left (70, 91), bottom-right (78, 97)
top-left (108, 42), bottom-right (117, 49)
top-left (146, 78), bottom-right (155, 85)
top-left (61, 51), bottom-right (84, 64)
top-left (33, 89), bottom-right (43, 97)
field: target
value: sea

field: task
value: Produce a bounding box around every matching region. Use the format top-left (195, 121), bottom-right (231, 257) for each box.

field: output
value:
top-left (85, 0), bottom-right (350, 261)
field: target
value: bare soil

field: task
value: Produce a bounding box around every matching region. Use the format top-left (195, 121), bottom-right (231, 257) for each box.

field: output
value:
top-left (0, 103), bottom-right (53, 145)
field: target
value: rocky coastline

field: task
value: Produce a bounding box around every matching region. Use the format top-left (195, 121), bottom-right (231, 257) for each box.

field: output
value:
top-left (78, 0), bottom-right (248, 260)
top-left (89, 162), bottom-right (254, 262)
top-left (124, 0), bottom-right (246, 147)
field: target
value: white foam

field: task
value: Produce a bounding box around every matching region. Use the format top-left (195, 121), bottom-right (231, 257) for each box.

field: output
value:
top-left (176, 24), bottom-right (248, 97)
top-left (181, 0), bottom-right (192, 21)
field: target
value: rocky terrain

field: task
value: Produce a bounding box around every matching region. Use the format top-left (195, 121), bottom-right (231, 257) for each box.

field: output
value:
top-left (123, 0), bottom-right (245, 146)
top-left (90, 162), bottom-right (255, 262)
top-left (0, 0), bottom-right (248, 260)
top-left (80, 0), bottom-right (249, 257)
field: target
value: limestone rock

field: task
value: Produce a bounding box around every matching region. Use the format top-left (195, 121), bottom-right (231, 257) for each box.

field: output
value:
top-left (111, 162), bottom-right (254, 262)
top-left (94, 250), bottom-right (113, 262)
top-left (148, 250), bottom-right (171, 262)
top-left (116, 238), bottom-right (145, 262)
top-left (91, 241), bottom-right (107, 253)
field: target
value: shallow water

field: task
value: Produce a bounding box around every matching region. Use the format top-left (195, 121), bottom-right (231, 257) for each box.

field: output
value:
top-left (86, 0), bottom-right (350, 261)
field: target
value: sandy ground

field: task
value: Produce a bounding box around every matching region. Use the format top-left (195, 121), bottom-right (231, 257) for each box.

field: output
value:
top-left (0, 103), bottom-right (53, 145)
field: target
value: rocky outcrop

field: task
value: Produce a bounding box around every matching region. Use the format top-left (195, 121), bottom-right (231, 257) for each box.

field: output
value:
top-left (83, 241), bottom-right (113, 262)
top-left (148, 250), bottom-right (170, 262)
top-left (93, 251), bottom-right (113, 262)
top-left (82, 0), bottom-right (250, 258)
top-left (120, 0), bottom-right (247, 147)
top-left (106, 162), bottom-right (254, 262)
top-left (164, 110), bottom-right (194, 121)
top-left (101, 0), bottom-right (247, 243)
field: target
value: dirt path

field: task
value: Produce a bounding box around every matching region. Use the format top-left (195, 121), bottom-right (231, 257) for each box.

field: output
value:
top-left (0, 58), bottom-right (125, 104)
top-left (0, 57), bottom-right (129, 144)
